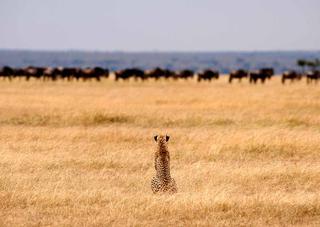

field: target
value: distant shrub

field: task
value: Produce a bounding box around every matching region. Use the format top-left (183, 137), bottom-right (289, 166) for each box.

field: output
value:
top-left (80, 112), bottom-right (132, 126)
top-left (0, 112), bottom-right (132, 126)
top-left (210, 119), bottom-right (235, 126)
top-left (286, 118), bottom-right (310, 127)
top-left (2, 114), bottom-right (61, 126)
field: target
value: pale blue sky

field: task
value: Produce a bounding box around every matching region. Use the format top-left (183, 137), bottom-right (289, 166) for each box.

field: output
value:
top-left (0, 0), bottom-right (319, 51)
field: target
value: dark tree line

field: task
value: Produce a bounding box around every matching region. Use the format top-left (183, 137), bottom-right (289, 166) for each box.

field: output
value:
top-left (297, 59), bottom-right (320, 72)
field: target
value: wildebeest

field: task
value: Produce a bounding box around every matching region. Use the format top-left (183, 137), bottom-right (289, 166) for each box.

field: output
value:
top-left (0, 66), bottom-right (15, 80)
top-left (197, 69), bottom-right (219, 82)
top-left (249, 68), bottom-right (275, 84)
top-left (163, 69), bottom-right (176, 80)
top-left (176, 69), bottom-right (194, 80)
top-left (115, 68), bottom-right (145, 81)
top-left (43, 67), bottom-right (57, 81)
top-left (281, 70), bottom-right (301, 84)
top-left (101, 68), bottom-right (110, 79)
top-left (260, 68), bottom-right (274, 80)
top-left (59, 67), bottom-right (79, 80)
top-left (229, 69), bottom-right (248, 83)
top-left (306, 71), bottom-right (319, 84)
top-left (23, 66), bottom-right (45, 81)
top-left (249, 70), bottom-right (267, 84)
top-left (12, 68), bottom-right (26, 80)
top-left (145, 67), bottom-right (166, 80)
top-left (78, 67), bottom-right (109, 81)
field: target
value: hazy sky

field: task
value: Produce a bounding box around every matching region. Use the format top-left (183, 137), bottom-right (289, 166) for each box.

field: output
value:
top-left (0, 0), bottom-right (319, 51)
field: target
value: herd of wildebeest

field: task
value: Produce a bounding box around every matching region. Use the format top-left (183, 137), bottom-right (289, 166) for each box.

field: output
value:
top-left (0, 66), bottom-right (319, 84)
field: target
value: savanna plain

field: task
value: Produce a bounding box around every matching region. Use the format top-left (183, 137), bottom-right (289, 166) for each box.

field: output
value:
top-left (0, 76), bottom-right (319, 226)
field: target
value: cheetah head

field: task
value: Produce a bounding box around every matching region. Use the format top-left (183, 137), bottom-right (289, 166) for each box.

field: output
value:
top-left (154, 134), bottom-right (170, 144)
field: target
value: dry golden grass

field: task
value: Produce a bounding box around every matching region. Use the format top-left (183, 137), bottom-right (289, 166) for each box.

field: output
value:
top-left (0, 76), bottom-right (319, 226)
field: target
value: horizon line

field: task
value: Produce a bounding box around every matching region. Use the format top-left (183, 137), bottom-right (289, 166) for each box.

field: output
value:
top-left (0, 48), bottom-right (320, 54)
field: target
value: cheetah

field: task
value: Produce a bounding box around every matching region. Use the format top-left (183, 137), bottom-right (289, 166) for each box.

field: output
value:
top-left (151, 134), bottom-right (177, 194)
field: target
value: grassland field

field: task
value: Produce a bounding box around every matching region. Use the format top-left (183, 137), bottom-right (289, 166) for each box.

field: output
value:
top-left (0, 76), bottom-right (319, 226)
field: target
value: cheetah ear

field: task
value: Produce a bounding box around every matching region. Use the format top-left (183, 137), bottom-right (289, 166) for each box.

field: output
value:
top-left (166, 135), bottom-right (170, 142)
top-left (154, 135), bottom-right (158, 142)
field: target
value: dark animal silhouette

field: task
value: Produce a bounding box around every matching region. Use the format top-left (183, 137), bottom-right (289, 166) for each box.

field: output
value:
top-left (306, 71), bottom-right (319, 84)
top-left (282, 71), bottom-right (301, 84)
top-left (23, 66), bottom-right (45, 81)
top-left (115, 68), bottom-right (145, 81)
top-left (145, 67), bottom-right (166, 80)
top-left (260, 68), bottom-right (274, 80)
top-left (78, 67), bottom-right (108, 81)
top-left (0, 66), bottom-right (15, 80)
top-left (176, 69), bottom-right (194, 80)
top-left (229, 69), bottom-right (248, 83)
top-left (249, 70), bottom-right (267, 84)
top-left (249, 68), bottom-right (274, 84)
top-left (198, 69), bottom-right (219, 82)
top-left (163, 69), bottom-right (176, 80)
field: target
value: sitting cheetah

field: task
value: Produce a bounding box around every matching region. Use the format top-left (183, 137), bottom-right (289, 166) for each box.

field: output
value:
top-left (151, 134), bottom-right (177, 194)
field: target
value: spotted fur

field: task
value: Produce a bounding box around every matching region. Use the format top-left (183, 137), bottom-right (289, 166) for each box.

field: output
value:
top-left (151, 135), bottom-right (177, 194)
